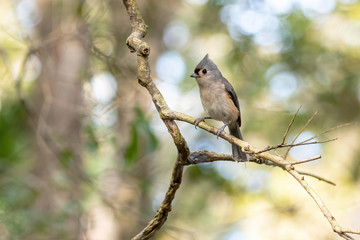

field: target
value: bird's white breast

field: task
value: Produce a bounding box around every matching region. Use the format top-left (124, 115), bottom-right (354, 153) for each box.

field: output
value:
top-left (199, 82), bottom-right (239, 124)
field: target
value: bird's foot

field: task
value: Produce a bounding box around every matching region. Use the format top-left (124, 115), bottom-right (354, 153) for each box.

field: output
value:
top-left (194, 117), bottom-right (210, 129)
top-left (216, 123), bottom-right (229, 139)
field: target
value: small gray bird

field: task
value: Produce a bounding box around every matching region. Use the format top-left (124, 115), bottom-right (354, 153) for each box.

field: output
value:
top-left (190, 54), bottom-right (248, 161)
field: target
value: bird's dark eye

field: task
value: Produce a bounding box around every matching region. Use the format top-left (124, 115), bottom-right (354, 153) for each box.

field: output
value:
top-left (202, 69), bottom-right (207, 74)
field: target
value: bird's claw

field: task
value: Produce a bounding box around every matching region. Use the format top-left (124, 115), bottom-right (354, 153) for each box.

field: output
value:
top-left (216, 129), bottom-right (222, 139)
top-left (194, 117), bottom-right (206, 129)
top-left (216, 124), bottom-right (228, 139)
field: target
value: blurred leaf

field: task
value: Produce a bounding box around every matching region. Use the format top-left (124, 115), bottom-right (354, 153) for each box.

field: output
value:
top-left (124, 107), bottom-right (159, 167)
top-left (85, 124), bottom-right (99, 152)
top-left (187, 165), bottom-right (244, 195)
top-left (0, 100), bottom-right (29, 173)
top-left (125, 124), bottom-right (138, 166)
top-left (60, 149), bottom-right (73, 169)
top-left (139, 178), bottom-right (151, 192)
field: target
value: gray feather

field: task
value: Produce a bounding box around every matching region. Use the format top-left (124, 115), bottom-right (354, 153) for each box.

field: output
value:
top-left (229, 122), bottom-right (248, 161)
top-left (192, 54), bottom-right (247, 161)
top-left (195, 54), bottom-right (221, 74)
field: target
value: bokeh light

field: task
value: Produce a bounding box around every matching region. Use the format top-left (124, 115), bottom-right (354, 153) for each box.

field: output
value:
top-left (269, 72), bottom-right (298, 101)
top-left (184, 0), bottom-right (208, 5)
top-left (90, 72), bottom-right (117, 104)
top-left (163, 20), bottom-right (190, 49)
top-left (16, 0), bottom-right (41, 29)
top-left (289, 131), bottom-right (322, 160)
top-left (156, 51), bottom-right (186, 83)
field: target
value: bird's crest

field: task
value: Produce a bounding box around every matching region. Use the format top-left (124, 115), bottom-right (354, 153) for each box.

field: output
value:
top-left (195, 54), bottom-right (219, 71)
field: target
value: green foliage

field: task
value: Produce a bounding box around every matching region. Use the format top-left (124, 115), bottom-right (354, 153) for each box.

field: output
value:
top-left (0, 179), bottom-right (38, 238)
top-left (0, 100), bottom-right (35, 238)
top-left (0, 101), bottom-right (29, 173)
top-left (125, 107), bottom-right (159, 168)
top-left (85, 124), bottom-right (99, 152)
top-left (125, 122), bottom-right (138, 166)
top-left (187, 164), bottom-right (246, 195)
top-left (59, 149), bottom-right (73, 169)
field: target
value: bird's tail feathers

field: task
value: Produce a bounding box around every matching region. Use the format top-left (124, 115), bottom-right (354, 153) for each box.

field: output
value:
top-left (229, 123), bottom-right (248, 162)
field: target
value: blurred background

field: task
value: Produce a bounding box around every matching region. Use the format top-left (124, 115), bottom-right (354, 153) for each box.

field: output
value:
top-left (1, 0), bottom-right (360, 239)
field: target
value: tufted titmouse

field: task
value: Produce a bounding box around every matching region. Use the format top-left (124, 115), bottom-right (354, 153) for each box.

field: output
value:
top-left (190, 54), bottom-right (248, 161)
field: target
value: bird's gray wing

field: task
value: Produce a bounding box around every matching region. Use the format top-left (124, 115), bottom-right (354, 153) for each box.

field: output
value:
top-left (223, 78), bottom-right (241, 126)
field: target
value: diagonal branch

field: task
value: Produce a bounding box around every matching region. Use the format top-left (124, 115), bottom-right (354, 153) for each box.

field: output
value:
top-left (290, 155), bottom-right (321, 165)
top-left (298, 122), bottom-right (353, 145)
top-left (297, 171), bottom-right (336, 186)
top-left (284, 110), bottom-right (318, 159)
top-left (254, 138), bottom-right (336, 154)
top-left (255, 109), bottom-right (350, 157)
top-left (281, 105), bottom-right (302, 145)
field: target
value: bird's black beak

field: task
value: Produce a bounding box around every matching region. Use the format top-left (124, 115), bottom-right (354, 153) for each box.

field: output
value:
top-left (190, 73), bottom-right (199, 78)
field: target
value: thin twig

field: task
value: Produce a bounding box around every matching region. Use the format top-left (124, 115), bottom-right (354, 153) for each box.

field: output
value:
top-left (281, 105), bottom-right (302, 145)
top-left (255, 138), bottom-right (336, 154)
top-left (342, 229), bottom-right (360, 235)
top-left (284, 110), bottom-right (318, 159)
top-left (339, 233), bottom-right (354, 240)
top-left (291, 155), bottom-right (321, 165)
top-left (297, 171), bottom-right (336, 186)
top-left (298, 122), bottom-right (353, 145)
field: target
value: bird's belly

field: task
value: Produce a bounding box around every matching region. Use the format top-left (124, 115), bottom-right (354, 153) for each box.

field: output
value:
top-left (200, 88), bottom-right (238, 123)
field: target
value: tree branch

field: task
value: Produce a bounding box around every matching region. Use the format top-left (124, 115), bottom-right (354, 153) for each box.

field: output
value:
top-left (284, 110), bottom-right (318, 159)
top-left (281, 105), bottom-right (302, 145)
top-left (290, 155), bottom-right (321, 166)
top-left (255, 138), bottom-right (337, 154)
top-left (187, 150), bottom-right (336, 185)
top-left (123, 1), bottom-right (189, 240)
top-left (123, 1), bottom-right (359, 239)
top-left (297, 171), bottom-right (336, 186)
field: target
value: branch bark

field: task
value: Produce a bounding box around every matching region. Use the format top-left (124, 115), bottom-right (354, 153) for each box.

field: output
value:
top-left (123, 1), bottom-right (360, 239)
top-left (123, 1), bottom-right (189, 240)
